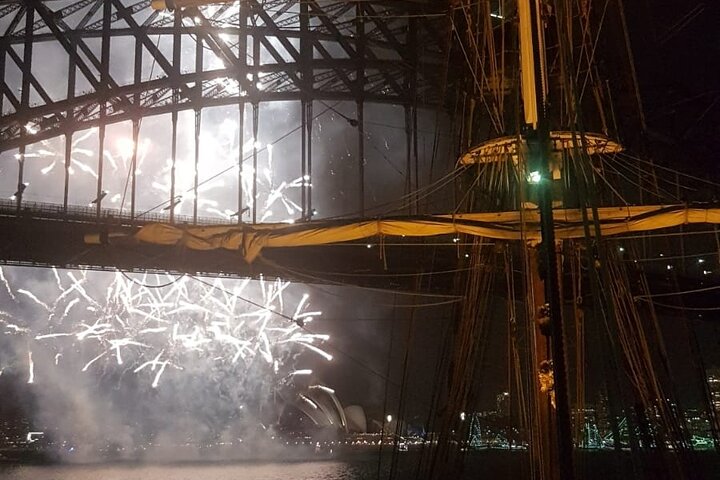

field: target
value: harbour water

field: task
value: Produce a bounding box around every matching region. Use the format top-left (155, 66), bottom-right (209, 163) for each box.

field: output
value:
top-left (0, 451), bottom-right (506, 480)
top-left (4, 451), bottom-right (720, 480)
top-left (2, 456), bottom-right (388, 480)
top-left (1, 461), bottom-right (373, 480)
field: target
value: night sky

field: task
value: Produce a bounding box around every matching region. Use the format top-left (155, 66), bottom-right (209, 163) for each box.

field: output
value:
top-left (626, 0), bottom-right (720, 173)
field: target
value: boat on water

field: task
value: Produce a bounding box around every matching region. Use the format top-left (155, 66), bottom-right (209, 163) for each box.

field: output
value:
top-left (128, 4), bottom-right (720, 478)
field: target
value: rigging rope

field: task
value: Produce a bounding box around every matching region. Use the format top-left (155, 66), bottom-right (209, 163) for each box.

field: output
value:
top-left (425, 238), bottom-right (495, 480)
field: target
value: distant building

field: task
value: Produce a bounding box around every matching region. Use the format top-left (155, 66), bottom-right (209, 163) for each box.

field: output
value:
top-left (496, 391), bottom-right (510, 417)
top-left (708, 368), bottom-right (720, 413)
top-left (344, 405), bottom-right (367, 433)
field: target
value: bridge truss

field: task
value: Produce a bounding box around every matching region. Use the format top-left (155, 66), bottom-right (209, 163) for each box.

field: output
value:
top-left (0, 0), bottom-right (449, 222)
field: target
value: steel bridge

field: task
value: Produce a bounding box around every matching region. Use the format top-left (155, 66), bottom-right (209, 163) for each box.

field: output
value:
top-left (0, 1), bottom-right (454, 289)
top-left (0, 197), bottom-right (463, 291)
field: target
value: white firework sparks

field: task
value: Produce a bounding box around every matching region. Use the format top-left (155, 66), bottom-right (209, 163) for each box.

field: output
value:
top-left (17, 102), bottom-right (309, 225)
top-left (0, 267), bottom-right (330, 392)
top-left (27, 350), bottom-right (34, 384)
top-left (0, 267), bottom-right (16, 301)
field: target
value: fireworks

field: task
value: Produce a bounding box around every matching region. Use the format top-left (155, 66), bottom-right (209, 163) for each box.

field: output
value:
top-left (27, 350), bottom-right (34, 384)
top-left (0, 267), bottom-right (331, 391)
top-left (18, 120), bottom-right (306, 224)
top-left (21, 128), bottom-right (100, 179)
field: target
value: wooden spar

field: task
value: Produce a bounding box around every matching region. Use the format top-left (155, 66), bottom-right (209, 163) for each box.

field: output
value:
top-left (522, 0), bottom-right (575, 478)
top-left (527, 245), bottom-right (556, 480)
top-left (533, 134), bottom-right (576, 480)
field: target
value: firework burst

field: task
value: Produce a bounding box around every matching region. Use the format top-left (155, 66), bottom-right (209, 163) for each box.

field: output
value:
top-left (0, 267), bottom-right (330, 393)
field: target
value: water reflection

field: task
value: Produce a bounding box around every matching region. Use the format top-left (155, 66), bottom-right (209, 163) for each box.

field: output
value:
top-left (1, 460), bottom-right (357, 480)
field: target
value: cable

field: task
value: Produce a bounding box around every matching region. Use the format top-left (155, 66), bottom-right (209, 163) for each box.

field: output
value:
top-left (186, 273), bottom-right (403, 388)
top-left (616, 151), bottom-right (720, 189)
top-left (618, 229), bottom-right (720, 241)
top-left (576, 0), bottom-right (611, 105)
top-left (622, 250), bottom-right (716, 263)
top-left (608, 153), bottom-right (698, 194)
top-left (603, 153), bottom-right (682, 200)
top-left (449, 16), bottom-right (503, 134)
top-left (311, 163), bottom-right (467, 221)
top-left (600, 154), bottom-right (680, 202)
top-left (188, 273), bottom-right (294, 321)
top-left (259, 256), bottom-right (465, 302)
top-left (634, 283), bottom-right (720, 300)
top-left (289, 265), bottom-right (480, 279)
top-left (641, 300), bottom-right (720, 312)
top-left (119, 270), bottom-right (186, 289)
top-left (585, 155), bottom-right (630, 206)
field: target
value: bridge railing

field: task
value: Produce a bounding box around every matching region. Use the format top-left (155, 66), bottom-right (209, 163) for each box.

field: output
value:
top-left (0, 199), bottom-right (237, 227)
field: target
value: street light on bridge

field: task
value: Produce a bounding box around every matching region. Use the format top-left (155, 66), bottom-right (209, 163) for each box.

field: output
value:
top-left (163, 195), bottom-right (183, 212)
top-left (90, 190), bottom-right (108, 206)
top-left (10, 182), bottom-right (29, 201)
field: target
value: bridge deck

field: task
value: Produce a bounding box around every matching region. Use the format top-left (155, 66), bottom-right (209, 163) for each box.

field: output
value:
top-left (0, 200), bottom-right (463, 292)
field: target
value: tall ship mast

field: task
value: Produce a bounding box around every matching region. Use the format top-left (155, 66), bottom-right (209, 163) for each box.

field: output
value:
top-left (429, 2), bottom-right (720, 479)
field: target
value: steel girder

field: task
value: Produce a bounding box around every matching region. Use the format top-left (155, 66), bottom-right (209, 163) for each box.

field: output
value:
top-left (0, 0), bottom-right (447, 152)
